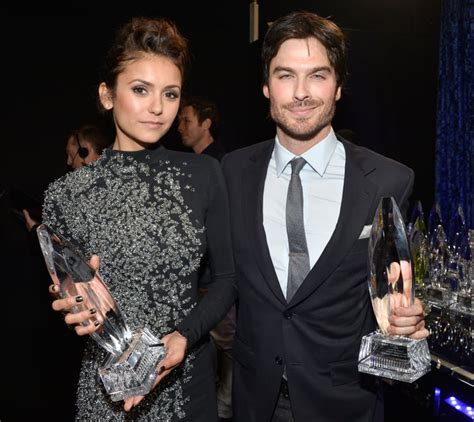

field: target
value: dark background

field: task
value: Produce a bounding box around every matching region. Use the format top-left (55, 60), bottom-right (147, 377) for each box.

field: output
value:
top-left (3, 1), bottom-right (440, 213)
top-left (249, 0), bottom-right (441, 215)
top-left (1, 1), bottom-right (443, 420)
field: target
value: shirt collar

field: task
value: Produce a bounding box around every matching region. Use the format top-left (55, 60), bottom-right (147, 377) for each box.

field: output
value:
top-left (274, 127), bottom-right (338, 177)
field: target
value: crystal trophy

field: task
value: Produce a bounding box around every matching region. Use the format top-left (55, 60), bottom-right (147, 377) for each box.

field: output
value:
top-left (36, 224), bottom-right (166, 401)
top-left (358, 197), bottom-right (431, 382)
top-left (408, 201), bottom-right (429, 294)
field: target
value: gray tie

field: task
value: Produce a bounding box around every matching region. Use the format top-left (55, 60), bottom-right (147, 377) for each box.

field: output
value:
top-left (286, 157), bottom-right (310, 301)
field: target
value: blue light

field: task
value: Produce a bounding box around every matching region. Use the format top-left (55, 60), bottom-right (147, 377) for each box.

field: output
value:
top-left (433, 387), bottom-right (441, 416)
top-left (445, 396), bottom-right (474, 419)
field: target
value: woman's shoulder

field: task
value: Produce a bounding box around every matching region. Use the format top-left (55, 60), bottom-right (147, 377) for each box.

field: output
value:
top-left (45, 159), bottom-right (103, 199)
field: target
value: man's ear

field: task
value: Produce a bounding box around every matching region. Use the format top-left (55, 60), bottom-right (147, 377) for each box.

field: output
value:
top-left (263, 84), bottom-right (270, 99)
top-left (99, 83), bottom-right (113, 110)
top-left (335, 86), bottom-right (342, 101)
top-left (202, 118), bottom-right (212, 131)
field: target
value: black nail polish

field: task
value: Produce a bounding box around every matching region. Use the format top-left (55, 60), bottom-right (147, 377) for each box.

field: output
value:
top-left (75, 296), bottom-right (83, 303)
top-left (90, 308), bottom-right (97, 315)
top-left (94, 320), bottom-right (100, 327)
top-left (158, 365), bottom-right (166, 375)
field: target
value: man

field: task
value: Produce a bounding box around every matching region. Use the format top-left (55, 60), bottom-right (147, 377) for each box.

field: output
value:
top-left (65, 124), bottom-right (111, 169)
top-left (222, 12), bottom-right (428, 422)
top-left (23, 124), bottom-right (110, 230)
top-left (178, 96), bottom-right (226, 161)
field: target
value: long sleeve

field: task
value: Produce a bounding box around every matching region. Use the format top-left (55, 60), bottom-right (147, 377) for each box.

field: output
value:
top-left (41, 177), bottom-right (88, 256)
top-left (42, 181), bottom-right (74, 241)
top-left (176, 159), bottom-right (237, 347)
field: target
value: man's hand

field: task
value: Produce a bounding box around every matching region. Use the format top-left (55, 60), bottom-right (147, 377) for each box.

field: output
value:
top-left (123, 330), bottom-right (188, 412)
top-left (387, 297), bottom-right (429, 339)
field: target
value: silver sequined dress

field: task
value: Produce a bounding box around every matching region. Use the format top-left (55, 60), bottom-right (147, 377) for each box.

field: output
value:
top-left (42, 146), bottom-right (236, 421)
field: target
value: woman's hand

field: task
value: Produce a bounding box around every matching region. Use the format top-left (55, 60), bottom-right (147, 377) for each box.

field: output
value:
top-left (123, 330), bottom-right (188, 412)
top-left (49, 255), bottom-right (102, 336)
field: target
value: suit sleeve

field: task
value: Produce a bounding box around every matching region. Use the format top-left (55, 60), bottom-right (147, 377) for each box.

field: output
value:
top-left (176, 159), bottom-right (237, 347)
top-left (398, 167), bottom-right (415, 221)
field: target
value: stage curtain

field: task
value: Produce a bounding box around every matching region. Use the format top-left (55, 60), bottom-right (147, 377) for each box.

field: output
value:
top-left (436, 0), bottom-right (474, 228)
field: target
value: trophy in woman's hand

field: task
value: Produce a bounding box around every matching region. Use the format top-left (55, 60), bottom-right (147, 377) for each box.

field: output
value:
top-left (37, 224), bottom-right (166, 401)
top-left (358, 197), bottom-right (431, 382)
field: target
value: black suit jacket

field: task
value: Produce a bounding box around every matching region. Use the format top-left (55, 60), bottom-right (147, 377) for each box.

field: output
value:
top-left (222, 137), bottom-right (414, 422)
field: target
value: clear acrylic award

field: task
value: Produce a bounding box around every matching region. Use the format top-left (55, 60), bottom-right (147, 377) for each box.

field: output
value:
top-left (358, 197), bottom-right (431, 382)
top-left (37, 224), bottom-right (166, 401)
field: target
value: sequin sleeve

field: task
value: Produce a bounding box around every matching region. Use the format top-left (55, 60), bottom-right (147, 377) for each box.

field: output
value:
top-left (41, 175), bottom-right (87, 255)
top-left (42, 179), bottom-right (73, 239)
top-left (176, 158), bottom-right (237, 347)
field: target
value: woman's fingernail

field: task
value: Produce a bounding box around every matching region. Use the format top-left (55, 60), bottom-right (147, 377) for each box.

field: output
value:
top-left (158, 366), bottom-right (166, 375)
top-left (94, 320), bottom-right (100, 327)
top-left (51, 285), bottom-right (59, 292)
top-left (90, 308), bottom-right (97, 315)
top-left (75, 296), bottom-right (84, 303)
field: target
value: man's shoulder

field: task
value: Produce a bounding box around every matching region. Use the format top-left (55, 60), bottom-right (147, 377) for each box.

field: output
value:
top-left (223, 139), bottom-right (273, 165)
top-left (343, 140), bottom-right (414, 176)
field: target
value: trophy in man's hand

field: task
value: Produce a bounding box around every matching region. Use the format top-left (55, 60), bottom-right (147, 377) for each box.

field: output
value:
top-left (358, 197), bottom-right (431, 382)
top-left (37, 224), bottom-right (166, 401)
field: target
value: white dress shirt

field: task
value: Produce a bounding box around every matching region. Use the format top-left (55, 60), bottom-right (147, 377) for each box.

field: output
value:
top-left (263, 128), bottom-right (346, 297)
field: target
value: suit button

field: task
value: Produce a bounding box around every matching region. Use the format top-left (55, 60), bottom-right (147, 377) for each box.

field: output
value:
top-left (274, 356), bottom-right (283, 365)
top-left (283, 310), bottom-right (293, 319)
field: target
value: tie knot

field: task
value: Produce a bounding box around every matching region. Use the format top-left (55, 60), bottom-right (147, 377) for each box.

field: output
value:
top-left (290, 157), bottom-right (306, 175)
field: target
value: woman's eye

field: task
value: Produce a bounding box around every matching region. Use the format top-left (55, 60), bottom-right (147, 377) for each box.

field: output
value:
top-left (165, 91), bottom-right (180, 100)
top-left (132, 86), bottom-right (147, 95)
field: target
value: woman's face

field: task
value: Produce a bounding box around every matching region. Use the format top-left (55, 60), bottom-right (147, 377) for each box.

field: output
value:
top-left (100, 53), bottom-right (182, 151)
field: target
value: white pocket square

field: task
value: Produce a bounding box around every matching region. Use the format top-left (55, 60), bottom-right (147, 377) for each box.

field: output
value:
top-left (358, 224), bottom-right (372, 239)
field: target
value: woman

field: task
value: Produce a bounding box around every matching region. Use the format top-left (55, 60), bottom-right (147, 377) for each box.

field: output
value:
top-left (43, 17), bottom-right (235, 421)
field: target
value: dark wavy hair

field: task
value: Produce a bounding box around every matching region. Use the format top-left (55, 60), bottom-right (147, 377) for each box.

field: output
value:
top-left (100, 17), bottom-right (189, 98)
top-left (261, 11), bottom-right (347, 88)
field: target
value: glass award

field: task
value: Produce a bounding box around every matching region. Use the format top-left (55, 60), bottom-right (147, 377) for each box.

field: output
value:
top-left (358, 197), bottom-right (431, 382)
top-left (36, 224), bottom-right (166, 401)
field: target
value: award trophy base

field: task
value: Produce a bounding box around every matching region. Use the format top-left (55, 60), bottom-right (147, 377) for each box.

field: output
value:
top-left (99, 328), bottom-right (167, 401)
top-left (358, 331), bottom-right (431, 383)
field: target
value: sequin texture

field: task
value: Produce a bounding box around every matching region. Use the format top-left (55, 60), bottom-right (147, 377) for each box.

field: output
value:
top-left (43, 147), bottom-right (209, 421)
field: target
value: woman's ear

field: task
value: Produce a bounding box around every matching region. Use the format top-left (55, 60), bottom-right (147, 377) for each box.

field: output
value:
top-left (99, 83), bottom-right (113, 110)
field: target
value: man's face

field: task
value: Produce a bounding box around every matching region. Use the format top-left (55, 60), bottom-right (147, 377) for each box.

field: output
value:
top-left (65, 136), bottom-right (84, 169)
top-left (65, 136), bottom-right (100, 169)
top-left (178, 105), bottom-right (206, 148)
top-left (263, 37), bottom-right (341, 143)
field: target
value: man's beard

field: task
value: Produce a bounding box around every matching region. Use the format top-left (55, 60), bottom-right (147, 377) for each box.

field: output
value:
top-left (270, 97), bottom-right (337, 142)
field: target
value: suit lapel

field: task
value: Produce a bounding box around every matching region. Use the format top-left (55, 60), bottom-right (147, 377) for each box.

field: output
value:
top-left (242, 140), bottom-right (287, 305)
top-left (289, 140), bottom-right (378, 306)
